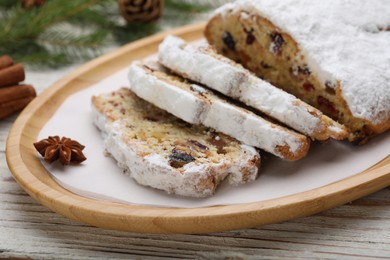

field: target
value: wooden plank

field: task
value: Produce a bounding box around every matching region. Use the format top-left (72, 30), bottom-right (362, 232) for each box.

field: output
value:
top-left (0, 170), bottom-right (389, 258)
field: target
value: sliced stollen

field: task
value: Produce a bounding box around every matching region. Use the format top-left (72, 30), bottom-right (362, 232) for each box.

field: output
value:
top-left (128, 61), bottom-right (310, 161)
top-left (92, 87), bottom-right (260, 198)
top-left (205, 0), bottom-right (390, 143)
top-left (158, 35), bottom-right (348, 141)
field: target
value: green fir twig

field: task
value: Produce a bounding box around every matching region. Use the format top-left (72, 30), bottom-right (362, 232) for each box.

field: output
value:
top-left (0, 0), bottom-right (212, 68)
top-left (165, 0), bottom-right (210, 13)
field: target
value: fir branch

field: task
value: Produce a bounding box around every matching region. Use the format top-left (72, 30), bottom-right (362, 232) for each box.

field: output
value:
top-left (28, 0), bottom-right (105, 32)
top-left (0, 0), bottom-right (17, 9)
top-left (165, 0), bottom-right (211, 13)
top-left (0, 0), bottom-right (108, 44)
top-left (38, 27), bottom-right (107, 54)
top-left (13, 51), bottom-right (71, 68)
top-left (0, 0), bottom-right (111, 67)
top-left (0, 0), bottom-right (215, 68)
top-left (111, 23), bottom-right (160, 45)
top-left (67, 7), bottom-right (117, 28)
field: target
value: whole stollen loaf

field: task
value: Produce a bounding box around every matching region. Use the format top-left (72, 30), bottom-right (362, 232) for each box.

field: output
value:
top-left (205, 0), bottom-right (390, 143)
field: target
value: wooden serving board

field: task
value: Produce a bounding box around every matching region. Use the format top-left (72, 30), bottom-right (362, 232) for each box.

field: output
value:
top-left (6, 23), bottom-right (390, 234)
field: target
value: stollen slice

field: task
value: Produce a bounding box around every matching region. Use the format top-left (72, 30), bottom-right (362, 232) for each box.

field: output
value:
top-left (128, 61), bottom-right (310, 161)
top-left (92, 87), bottom-right (260, 198)
top-left (158, 35), bottom-right (348, 141)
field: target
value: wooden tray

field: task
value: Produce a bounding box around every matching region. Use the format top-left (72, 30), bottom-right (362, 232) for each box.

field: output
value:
top-left (6, 23), bottom-right (390, 234)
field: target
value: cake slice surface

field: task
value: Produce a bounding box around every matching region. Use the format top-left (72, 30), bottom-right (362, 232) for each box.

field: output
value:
top-left (92, 88), bottom-right (260, 198)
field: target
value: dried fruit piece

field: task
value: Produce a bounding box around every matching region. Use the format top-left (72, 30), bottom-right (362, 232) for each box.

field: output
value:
top-left (270, 32), bottom-right (284, 55)
top-left (169, 149), bottom-right (195, 168)
top-left (244, 28), bottom-right (256, 45)
top-left (325, 81), bottom-right (336, 95)
top-left (207, 136), bottom-right (227, 154)
top-left (298, 65), bottom-right (311, 76)
top-left (318, 96), bottom-right (337, 115)
top-left (260, 61), bottom-right (272, 69)
top-left (222, 31), bottom-right (236, 51)
top-left (303, 81), bottom-right (314, 91)
top-left (33, 136), bottom-right (87, 165)
top-left (188, 140), bottom-right (209, 151)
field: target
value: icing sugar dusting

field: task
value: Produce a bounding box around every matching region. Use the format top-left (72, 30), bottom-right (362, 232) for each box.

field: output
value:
top-left (128, 62), bottom-right (309, 159)
top-left (159, 36), bottom-right (346, 140)
top-left (219, 0), bottom-right (390, 124)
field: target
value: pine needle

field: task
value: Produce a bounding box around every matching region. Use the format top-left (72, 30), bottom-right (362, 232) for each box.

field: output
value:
top-left (165, 0), bottom-right (210, 13)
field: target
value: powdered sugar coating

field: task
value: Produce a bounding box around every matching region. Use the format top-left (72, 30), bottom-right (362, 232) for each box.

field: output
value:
top-left (128, 62), bottom-right (206, 124)
top-left (91, 93), bottom-right (260, 198)
top-left (159, 36), bottom-right (246, 97)
top-left (216, 0), bottom-right (390, 125)
top-left (158, 36), bottom-right (347, 140)
top-left (128, 62), bottom-right (310, 160)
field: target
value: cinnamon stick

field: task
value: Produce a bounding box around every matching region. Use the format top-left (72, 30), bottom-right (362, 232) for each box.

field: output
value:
top-left (0, 84), bottom-right (36, 104)
top-left (0, 55), bottom-right (13, 70)
top-left (0, 96), bottom-right (35, 119)
top-left (0, 64), bottom-right (25, 87)
top-left (0, 84), bottom-right (36, 119)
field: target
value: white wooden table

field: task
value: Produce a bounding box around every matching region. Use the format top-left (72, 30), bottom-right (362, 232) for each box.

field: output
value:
top-left (1, 2), bottom-right (390, 257)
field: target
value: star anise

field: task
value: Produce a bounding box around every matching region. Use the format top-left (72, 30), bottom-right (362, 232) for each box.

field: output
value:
top-left (33, 136), bottom-right (87, 165)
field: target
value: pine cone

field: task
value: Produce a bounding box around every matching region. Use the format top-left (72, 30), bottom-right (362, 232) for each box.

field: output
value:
top-left (21, 0), bottom-right (45, 9)
top-left (118, 0), bottom-right (164, 23)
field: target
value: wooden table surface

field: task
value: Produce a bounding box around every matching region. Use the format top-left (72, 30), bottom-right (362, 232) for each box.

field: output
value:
top-left (1, 2), bottom-right (390, 258)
